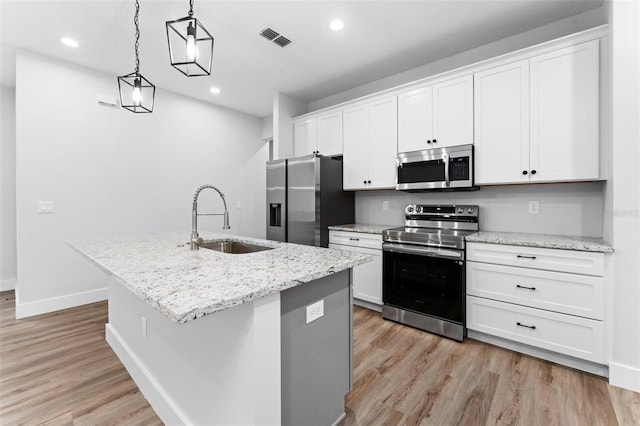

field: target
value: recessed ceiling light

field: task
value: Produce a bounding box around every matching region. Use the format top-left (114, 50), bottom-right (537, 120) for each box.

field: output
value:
top-left (60, 37), bottom-right (79, 48)
top-left (329, 20), bottom-right (344, 32)
top-left (210, 87), bottom-right (221, 94)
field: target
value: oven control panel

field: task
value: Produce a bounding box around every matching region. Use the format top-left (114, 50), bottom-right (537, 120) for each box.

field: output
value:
top-left (405, 204), bottom-right (478, 218)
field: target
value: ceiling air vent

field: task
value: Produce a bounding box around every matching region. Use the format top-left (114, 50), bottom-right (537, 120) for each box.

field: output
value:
top-left (273, 35), bottom-right (291, 47)
top-left (259, 27), bottom-right (293, 48)
top-left (260, 27), bottom-right (279, 41)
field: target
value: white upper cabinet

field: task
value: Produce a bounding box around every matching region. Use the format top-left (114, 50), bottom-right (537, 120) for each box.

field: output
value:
top-left (397, 86), bottom-right (433, 153)
top-left (343, 96), bottom-right (398, 190)
top-left (529, 40), bottom-right (600, 182)
top-left (474, 60), bottom-right (530, 184)
top-left (293, 118), bottom-right (316, 157)
top-left (293, 110), bottom-right (343, 157)
top-left (398, 75), bottom-right (473, 153)
top-left (474, 40), bottom-right (600, 185)
top-left (433, 75), bottom-right (474, 148)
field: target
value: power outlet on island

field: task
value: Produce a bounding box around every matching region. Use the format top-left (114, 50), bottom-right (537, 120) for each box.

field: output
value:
top-left (141, 316), bottom-right (147, 339)
top-left (306, 299), bottom-right (324, 324)
top-left (383, 201), bottom-right (389, 211)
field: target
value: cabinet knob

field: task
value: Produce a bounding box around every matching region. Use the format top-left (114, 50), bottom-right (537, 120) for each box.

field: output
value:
top-left (522, 170), bottom-right (528, 175)
top-left (367, 180), bottom-right (372, 184)
top-left (363, 180), bottom-right (367, 184)
top-left (427, 140), bottom-right (432, 144)
top-left (531, 170), bottom-right (537, 175)
top-left (432, 139), bottom-right (437, 143)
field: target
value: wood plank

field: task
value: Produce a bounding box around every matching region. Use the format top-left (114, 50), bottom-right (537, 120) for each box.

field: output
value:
top-left (1, 291), bottom-right (639, 426)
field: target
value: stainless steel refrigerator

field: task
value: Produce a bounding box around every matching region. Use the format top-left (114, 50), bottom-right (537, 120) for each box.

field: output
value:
top-left (266, 154), bottom-right (354, 247)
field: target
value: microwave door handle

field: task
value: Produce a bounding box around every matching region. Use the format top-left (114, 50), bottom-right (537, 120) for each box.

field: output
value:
top-left (443, 153), bottom-right (450, 187)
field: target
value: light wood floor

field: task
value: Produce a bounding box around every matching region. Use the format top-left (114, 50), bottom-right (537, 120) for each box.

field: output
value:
top-left (1, 291), bottom-right (638, 425)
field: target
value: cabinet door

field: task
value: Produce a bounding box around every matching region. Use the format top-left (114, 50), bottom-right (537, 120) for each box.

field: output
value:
top-left (530, 40), bottom-right (599, 182)
top-left (330, 243), bottom-right (382, 305)
top-left (433, 75), bottom-right (474, 148)
top-left (474, 61), bottom-right (530, 184)
top-left (368, 96), bottom-right (398, 189)
top-left (342, 104), bottom-right (369, 190)
top-left (397, 86), bottom-right (433, 153)
top-left (316, 111), bottom-right (343, 156)
top-left (294, 118), bottom-right (317, 157)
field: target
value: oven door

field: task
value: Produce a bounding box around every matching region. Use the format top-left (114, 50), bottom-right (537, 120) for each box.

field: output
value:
top-left (382, 243), bottom-right (465, 326)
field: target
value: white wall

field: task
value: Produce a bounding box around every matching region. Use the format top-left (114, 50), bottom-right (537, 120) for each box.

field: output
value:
top-left (0, 86), bottom-right (17, 290)
top-left (608, 0), bottom-right (640, 392)
top-left (273, 93), bottom-right (306, 160)
top-left (309, 6), bottom-right (607, 111)
top-left (15, 50), bottom-right (268, 317)
top-left (355, 183), bottom-right (605, 237)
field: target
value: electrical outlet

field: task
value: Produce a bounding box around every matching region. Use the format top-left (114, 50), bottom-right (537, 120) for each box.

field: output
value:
top-left (383, 201), bottom-right (389, 211)
top-left (306, 300), bottom-right (324, 324)
top-left (37, 201), bottom-right (55, 213)
top-left (529, 200), bottom-right (540, 214)
top-left (141, 316), bottom-right (147, 339)
top-left (236, 201), bottom-right (242, 210)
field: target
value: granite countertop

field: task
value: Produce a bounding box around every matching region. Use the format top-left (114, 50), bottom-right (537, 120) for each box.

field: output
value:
top-left (68, 232), bottom-right (371, 324)
top-left (328, 224), bottom-right (396, 234)
top-left (466, 231), bottom-right (613, 253)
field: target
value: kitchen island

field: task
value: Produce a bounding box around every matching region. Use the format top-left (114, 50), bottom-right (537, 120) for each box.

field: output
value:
top-left (69, 232), bottom-right (371, 426)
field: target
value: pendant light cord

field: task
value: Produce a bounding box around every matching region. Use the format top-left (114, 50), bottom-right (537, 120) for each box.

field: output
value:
top-left (134, 0), bottom-right (140, 74)
top-left (188, 0), bottom-right (194, 17)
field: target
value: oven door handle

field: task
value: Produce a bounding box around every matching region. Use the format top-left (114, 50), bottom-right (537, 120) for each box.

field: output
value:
top-left (383, 242), bottom-right (464, 260)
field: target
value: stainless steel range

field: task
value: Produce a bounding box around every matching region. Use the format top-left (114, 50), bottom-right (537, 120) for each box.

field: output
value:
top-left (382, 204), bottom-right (479, 341)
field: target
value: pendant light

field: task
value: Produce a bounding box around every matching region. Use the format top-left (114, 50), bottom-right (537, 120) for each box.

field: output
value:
top-left (117, 0), bottom-right (155, 113)
top-left (166, 0), bottom-right (214, 77)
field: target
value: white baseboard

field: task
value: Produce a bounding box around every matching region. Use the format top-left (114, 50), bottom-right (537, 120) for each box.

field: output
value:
top-left (609, 361), bottom-right (640, 393)
top-left (106, 324), bottom-right (190, 426)
top-left (353, 298), bottom-right (382, 312)
top-left (0, 277), bottom-right (17, 291)
top-left (15, 287), bottom-right (107, 319)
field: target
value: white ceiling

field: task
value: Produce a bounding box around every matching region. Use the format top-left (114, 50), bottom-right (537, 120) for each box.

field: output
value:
top-left (0, 0), bottom-right (602, 117)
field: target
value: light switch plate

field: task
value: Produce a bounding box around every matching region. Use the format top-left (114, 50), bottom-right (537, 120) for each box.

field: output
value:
top-left (529, 200), bottom-right (540, 214)
top-left (306, 300), bottom-right (324, 324)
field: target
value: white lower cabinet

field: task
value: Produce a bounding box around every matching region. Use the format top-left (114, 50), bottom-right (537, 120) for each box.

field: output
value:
top-left (466, 242), bottom-right (606, 365)
top-left (329, 231), bottom-right (382, 306)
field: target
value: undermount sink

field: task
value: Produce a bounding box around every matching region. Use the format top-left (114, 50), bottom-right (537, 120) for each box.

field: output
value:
top-left (197, 239), bottom-right (274, 254)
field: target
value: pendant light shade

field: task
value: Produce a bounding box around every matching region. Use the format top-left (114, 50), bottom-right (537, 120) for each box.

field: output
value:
top-left (166, 0), bottom-right (214, 77)
top-left (117, 72), bottom-right (155, 113)
top-left (117, 0), bottom-right (155, 113)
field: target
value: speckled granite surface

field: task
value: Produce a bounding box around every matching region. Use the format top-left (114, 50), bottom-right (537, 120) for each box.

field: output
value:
top-left (68, 232), bottom-right (371, 324)
top-left (466, 231), bottom-right (613, 253)
top-left (328, 224), bottom-right (396, 234)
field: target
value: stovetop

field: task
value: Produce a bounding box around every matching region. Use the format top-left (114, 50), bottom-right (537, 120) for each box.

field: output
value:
top-left (382, 204), bottom-right (479, 250)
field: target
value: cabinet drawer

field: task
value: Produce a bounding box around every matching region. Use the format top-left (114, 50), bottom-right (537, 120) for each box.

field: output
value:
top-left (466, 242), bottom-right (604, 276)
top-left (329, 231), bottom-right (382, 250)
top-left (467, 296), bottom-right (604, 363)
top-left (467, 262), bottom-right (604, 320)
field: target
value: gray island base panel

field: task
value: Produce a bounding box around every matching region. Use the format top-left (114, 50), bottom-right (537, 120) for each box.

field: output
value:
top-left (69, 232), bottom-right (366, 426)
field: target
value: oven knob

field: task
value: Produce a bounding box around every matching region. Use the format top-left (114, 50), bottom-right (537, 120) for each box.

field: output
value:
top-left (415, 206), bottom-right (422, 213)
top-left (467, 207), bottom-right (475, 214)
top-left (457, 207), bottom-right (464, 214)
top-left (407, 206), bottom-right (414, 213)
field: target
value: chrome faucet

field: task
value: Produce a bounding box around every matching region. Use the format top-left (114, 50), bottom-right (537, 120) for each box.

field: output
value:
top-left (191, 184), bottom-right (230, 250)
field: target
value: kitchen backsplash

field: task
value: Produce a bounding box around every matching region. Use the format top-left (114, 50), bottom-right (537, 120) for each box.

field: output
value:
top-left (355, 181), bottom-right (605, 237)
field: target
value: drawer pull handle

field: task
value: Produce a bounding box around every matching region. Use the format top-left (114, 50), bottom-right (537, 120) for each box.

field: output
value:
top-left (349, 237), bottom-right (360, 241)
top-left (517, 255), bottom-right (537, 260)
top-left (516, 284), bottom-right (536, 291)
top-left (517, 322), bottom-right (536, 330)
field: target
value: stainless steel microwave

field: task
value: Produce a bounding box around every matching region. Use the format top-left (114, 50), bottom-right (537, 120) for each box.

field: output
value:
top-left (396, 144), bottom-right (475, 191)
